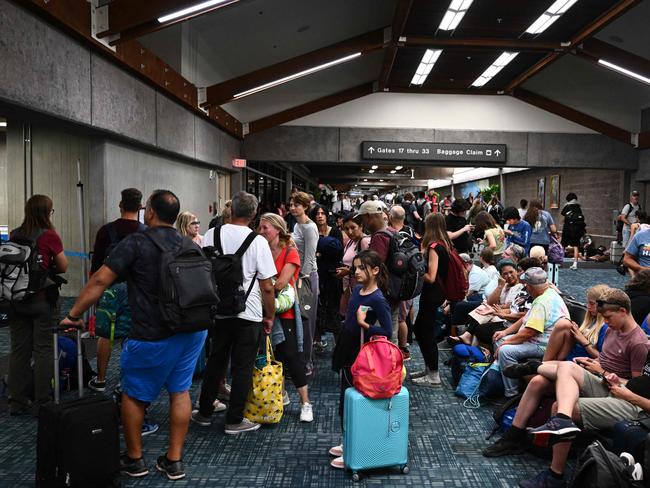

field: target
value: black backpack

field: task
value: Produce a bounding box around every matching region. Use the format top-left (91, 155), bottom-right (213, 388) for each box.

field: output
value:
top-left (379, 229), bottom-right (426, 301)
top-left (570, 441), bottom-right (643, 487)
top-left (204, 226), bottom-right (258, 316)
top-left (145, 230), bottom-right (219, 334)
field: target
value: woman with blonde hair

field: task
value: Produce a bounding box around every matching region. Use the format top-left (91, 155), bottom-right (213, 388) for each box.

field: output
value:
top-left (411, 213), bottom-right (453, 387)
top-left (542, 284), bottom-right (610, 361)
top-left (258, 213), bottom-right (313, 422)
top-left (176, 210), bottom-right (203, 245)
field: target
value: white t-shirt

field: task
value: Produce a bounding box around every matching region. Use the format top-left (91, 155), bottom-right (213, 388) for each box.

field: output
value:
top-left (203, 224), bottom-right (276, 322)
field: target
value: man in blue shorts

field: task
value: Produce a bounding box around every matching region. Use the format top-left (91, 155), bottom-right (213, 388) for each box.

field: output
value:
top-left (61, 190), bottom-right (204, 480)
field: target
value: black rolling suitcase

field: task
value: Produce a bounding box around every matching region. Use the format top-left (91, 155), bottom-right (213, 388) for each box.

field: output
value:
top-left (35, 326), bottom-right (121, 487)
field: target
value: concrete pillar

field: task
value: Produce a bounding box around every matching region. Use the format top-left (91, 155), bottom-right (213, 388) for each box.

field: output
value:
top-left (499, 168), bottom-right (505, 206)
top-left (641, 107), bottom-right (650, 132)
top-left (451, 176), bottom-right (455, 200)
top-left (285, 167), bottom-right (293, 201)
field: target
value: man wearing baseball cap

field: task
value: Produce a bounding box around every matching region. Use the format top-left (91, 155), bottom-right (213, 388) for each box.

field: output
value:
top-left (491, 267), bottom-right (569, 399)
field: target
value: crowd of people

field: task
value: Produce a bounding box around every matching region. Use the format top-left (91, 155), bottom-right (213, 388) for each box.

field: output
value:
top-left (4, 182), bottom-right (650, 486)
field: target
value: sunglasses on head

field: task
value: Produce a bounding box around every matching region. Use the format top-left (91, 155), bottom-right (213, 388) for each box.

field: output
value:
top-left (596, 299), bottom-right (625, 308)
top-left (190, 221), bottom-right (200, 225)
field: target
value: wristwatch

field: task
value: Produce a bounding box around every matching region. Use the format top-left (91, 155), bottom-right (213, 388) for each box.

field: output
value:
top-left (66, 314), bottom-right (82, 322)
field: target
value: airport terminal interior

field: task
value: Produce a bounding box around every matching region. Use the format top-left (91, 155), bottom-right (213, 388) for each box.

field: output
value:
top-left (2, 0), bottom-right (650, 486)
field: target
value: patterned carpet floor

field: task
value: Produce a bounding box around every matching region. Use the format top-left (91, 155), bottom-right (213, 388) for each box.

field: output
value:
top-left (0, 267), bottom-right (631, 487)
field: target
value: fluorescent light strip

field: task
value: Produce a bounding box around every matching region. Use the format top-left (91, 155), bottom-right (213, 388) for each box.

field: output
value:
top-left (525, 0), bottom-right (579, 34)
top-left (598, 59), bottom-right (650, 85)
top-left (471, 51), bottom-right (519, 87)
top-left (233, 52), bottom-right (362, 100)
top-left (410, 49), bottom-right (443, 85)
top-left (0, 122), bottom-right (6, 127)
top-left (438, 0), bottom-right (474, 31)
top-left (158, 0), bottom-right (236, 23)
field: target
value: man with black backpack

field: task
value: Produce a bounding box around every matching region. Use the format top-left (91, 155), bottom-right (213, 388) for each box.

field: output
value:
top-left (356, 200), bottom-right (425, 347)
top-left (619, 190), bottom-right (642, 246)
top-left (61, 190), bottom-right (217, 480)
top-left (192, 191), bottom-right (276, 435)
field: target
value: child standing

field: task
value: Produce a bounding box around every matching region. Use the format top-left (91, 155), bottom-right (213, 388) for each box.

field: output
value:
top-left (329, 250), bottom-right (392, 469)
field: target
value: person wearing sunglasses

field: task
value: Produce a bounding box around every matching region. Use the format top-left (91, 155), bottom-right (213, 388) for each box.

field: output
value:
top-left (484, 288), bottom-right (650, 488)
top-left (176, 211), bottom-right (203, 246)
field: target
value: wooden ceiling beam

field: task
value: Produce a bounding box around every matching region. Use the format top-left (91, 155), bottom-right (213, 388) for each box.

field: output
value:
top-left (203, 29), bottom-right (387, 107)
top-left (386, 86), bottom-right (500, 96)
top-left (512, 88), bottom-right (632, 145)
top-left (378, 0), bottom-right (413, 91)
top-left (576, 38), bottom-right (650, 81)
top-left (504, 0), bottom-right (641, 93)
top-left (98, 0), bottom-right (238, 44)
top-left (402, 37), bottom-right (564, 52)
top-left (247, 83), bottom-right (375, 135)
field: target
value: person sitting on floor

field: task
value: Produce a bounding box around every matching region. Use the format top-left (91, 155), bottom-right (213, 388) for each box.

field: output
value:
top-left (492, 267), bottom-right (570, 398)
top-left (484, 288), bottom-right (649, 488)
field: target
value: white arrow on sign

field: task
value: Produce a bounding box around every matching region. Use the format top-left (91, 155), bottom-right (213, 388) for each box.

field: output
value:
top-left (368, 147), bottom-right (375, 154)
top-left (495, 149), bottom-right (501, 156)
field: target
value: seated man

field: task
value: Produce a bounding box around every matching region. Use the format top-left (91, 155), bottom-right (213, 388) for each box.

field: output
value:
top-left (483, 289), bottom-right (649, 487)
top-left (502, 243), bottom-right (525, 264)
top-left (503, 206), bottom-right (532, 255)
top-left (493, 267), bottom-right (569, 398)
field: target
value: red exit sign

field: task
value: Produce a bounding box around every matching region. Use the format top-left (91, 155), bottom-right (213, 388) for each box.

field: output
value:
top-left (232, 158), bottom-right (247, 168)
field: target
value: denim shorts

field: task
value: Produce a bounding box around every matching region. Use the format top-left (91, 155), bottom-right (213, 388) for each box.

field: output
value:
top-left (120, 330), bottom-right (207, 403)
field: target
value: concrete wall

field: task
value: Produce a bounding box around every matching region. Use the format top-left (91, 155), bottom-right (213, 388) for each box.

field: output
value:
top-left (285, 93), bottom-right (596, 134)
top-left (244, 126), bottom-right (639, 170)
top-left (96, 141), bottom-right (217, 239)
top-left (0, 0), bottom-right (241, 170)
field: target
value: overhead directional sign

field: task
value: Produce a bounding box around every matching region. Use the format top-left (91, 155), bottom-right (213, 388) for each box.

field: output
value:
top-left (362, 141), bottom-right (507, 163)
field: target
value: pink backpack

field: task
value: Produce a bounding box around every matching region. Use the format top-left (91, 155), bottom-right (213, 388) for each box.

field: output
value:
top-left (351, 335), bottom-right (404, 399)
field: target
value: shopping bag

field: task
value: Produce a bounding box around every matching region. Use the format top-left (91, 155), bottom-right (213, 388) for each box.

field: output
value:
top-left (243, 337), bottom-right (284, 424)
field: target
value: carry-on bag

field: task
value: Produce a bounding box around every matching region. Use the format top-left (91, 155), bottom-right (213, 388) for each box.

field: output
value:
top-left (35, 325), bottom-right (121, 487)
top-left (343, 386), bottom-right (409, 481)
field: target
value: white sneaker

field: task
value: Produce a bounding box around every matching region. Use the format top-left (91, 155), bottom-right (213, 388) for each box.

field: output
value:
top-left (412, 371), bottom-right (441, 386)
top-left (213, 400), bottom-right (227, 412)
top-left (570, 262), bottom-right (578, 270)
top-left (330, 456), bottom-right (344, 469)
top-left (282, 390), bottom-right (291, 406)
top-left (329, 444), bottom-right (343, 457)
top-left (299, 402), bottom-right (313, 422)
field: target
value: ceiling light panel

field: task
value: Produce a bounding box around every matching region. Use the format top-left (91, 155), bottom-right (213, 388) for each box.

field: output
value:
top-left (411, 49), bottom-right (443, 85)
top-left (598, 59), bottom-right (650, 85)
top-left (439, 0), bottom-right (474, 31)
top-left (158, 0), bottom-right (237, 23)
top-left (233, 52), bottom-right (362, 100)
top-left (525, 0), bottom-right (579, 35)
top-left (471, 51), bottom-right (519, 87)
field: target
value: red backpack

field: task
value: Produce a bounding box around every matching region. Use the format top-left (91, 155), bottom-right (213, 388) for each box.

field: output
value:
top-left (431, 243), bottom-right (468, 302)
top-left (351, 336), bottom-right (404, 399)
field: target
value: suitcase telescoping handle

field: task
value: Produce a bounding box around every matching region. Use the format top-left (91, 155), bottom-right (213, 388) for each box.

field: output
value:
top-left (52, 324), bottom-right (84, 404)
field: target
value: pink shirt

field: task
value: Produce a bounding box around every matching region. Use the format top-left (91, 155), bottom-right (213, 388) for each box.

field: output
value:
top-left (599, 326), bottom-right (649, 378)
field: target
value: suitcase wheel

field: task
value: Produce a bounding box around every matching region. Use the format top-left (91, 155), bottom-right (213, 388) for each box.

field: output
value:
top-left (401, 464), bottom-right (410, 475)
top-left (351, 472), bottom-right (361, 482)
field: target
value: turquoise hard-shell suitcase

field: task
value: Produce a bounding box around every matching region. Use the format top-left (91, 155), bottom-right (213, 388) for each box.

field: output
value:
top-left (343, 386), bottom-right (409, 481)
